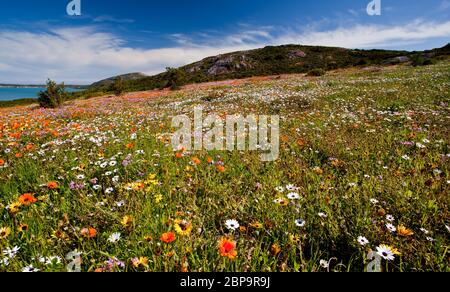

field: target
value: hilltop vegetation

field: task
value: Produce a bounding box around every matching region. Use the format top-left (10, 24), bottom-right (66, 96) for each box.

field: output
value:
top-left (87, 43), bottom-right (450, 94)
top-left (0, 60), bottom-right (449, 272)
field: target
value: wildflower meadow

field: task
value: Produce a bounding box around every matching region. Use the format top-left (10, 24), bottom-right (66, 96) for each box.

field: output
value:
top-left (0, 61), bottom-right (449, 272)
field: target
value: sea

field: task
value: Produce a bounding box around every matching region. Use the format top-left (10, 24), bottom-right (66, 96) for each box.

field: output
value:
top-left (0, 87), bottom-right (83, 101)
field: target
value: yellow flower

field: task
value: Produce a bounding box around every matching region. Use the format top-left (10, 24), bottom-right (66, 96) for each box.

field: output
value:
top-left (250, 222), bottom-right (264, 229)
top-left (391, 247), bottom-right (402, 256)
top-left (174, 219), bottom-right (193, 236)
top-left (131, 257), bottom-right (149, 268)
top-left (397, 225), bottom-right (414, 237)
top-left (154, 193), bottom-right (163, 204)
top-left (19, 224), bottom-right (29, 232)
top-left (121, 215), bottom-right (134, 228)
top-left (0, 227), bottom-right (11, 239)
top-left (289, 234), bottom-right (301, 244)
top-left (8, 201), bottom-right (21, 215)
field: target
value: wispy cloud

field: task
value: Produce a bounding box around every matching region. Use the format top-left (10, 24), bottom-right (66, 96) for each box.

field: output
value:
top-left (93, 15), bottom-right (135, 24)
top-left (0, 20), bottom-right (449, 84)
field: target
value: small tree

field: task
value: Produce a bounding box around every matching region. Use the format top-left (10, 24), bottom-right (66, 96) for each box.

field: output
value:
top-left (165, 67), bottom-right (186, 90)
top-left (111, 77), bottom-right (125, 96)
top-left (38, 79), bottom-right (66, 108)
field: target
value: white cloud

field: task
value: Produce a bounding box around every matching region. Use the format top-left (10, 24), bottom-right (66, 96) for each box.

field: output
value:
top-left (0, 20), bottom-right (449, 84)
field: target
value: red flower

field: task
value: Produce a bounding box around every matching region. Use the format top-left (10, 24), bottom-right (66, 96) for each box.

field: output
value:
top-left (18, 193), bottom-right (38, 205)
top-left (81, 227), bottom-right (97, 238)
top-left (47, 181), bottom-right (58, 189)
top-left (160, 232), bottom-right (176, 243)
top-left (218, 237), bottom-right (238, 259)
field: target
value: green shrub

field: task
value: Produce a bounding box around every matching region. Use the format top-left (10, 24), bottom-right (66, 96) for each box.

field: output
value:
top-left (111, 77), bottom-right (125, 96)
top-left (307, 68), bottom-right (326, 77)
top-left (38, 79), bottom-right (66, 108)
top-left (164, 67), bottom-right (186, 90)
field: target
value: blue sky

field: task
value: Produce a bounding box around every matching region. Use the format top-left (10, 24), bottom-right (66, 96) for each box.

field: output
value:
top-left (0, 0), bottom-right (449, 84)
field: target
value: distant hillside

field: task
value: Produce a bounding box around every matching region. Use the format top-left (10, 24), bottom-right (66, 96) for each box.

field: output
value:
top-left (90, 72), bottom-right (148, 87)
top-left (88, 43), bottom-right (450, 93)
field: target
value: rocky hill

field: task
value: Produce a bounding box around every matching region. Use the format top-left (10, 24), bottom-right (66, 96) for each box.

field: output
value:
top-left (88, 43), bottom-right (450, 92)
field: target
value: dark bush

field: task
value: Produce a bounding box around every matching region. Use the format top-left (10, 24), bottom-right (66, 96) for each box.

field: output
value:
top-left (307, 68), bottom-right (326, 77)
top-left (111, 77), bottom-right (125, 96)
top-left (38, 79), bottom-right (66, 108)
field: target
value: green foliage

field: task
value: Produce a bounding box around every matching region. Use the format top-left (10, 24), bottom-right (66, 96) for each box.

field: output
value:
top-left (111, 77), bottom-right (125, 96)
top-left (38, 79), bottom-right (66, 108)
top-left (0, 98), bottom-right (37, 108)
top-left (307, 68), bottom-right (326, 77)
top-left (163, 67), bottom-right (186, 90)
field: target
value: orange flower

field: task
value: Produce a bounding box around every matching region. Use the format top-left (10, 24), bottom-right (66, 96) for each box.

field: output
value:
top-left (25, 144), bottom-right (34, 151)
top-left (218, 238), bottom-right (237, 259)
top-left (0, 159), bottom-right (5, 167)
top-left (175, 152), bottom-right (184, 159)
top-left (47, 181), bottom-right (58, 189)
top-left (271, 243), bottom-right (282, 256)
top-left (216, 165), bottom-right (226, 173)
top-left (397, 225), bottom-right (414, 237)
top-left (160, 232), bottom-right (176, 243)
top-left (18, 193), bottom-right (38, 205)
top-left (191, 157), bottom-right (201, 165)
top-left (126, 143), bottom-right (134, 149)
top-left (81, 227), bottom-right (97, 238)
top-left (15, 153), bottom-right (23, 158)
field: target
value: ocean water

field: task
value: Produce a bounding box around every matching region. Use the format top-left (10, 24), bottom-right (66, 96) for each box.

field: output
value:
top-left (0, 87), bottom-right (83, 101)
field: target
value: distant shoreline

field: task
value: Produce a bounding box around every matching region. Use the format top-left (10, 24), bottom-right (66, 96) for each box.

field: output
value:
top-left (0, 85), bottom-right (87, 89)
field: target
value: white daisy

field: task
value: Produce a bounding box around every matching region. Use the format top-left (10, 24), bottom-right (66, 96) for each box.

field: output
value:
top-left (318, 212), bottom-right (328, 218)
top-left (445, 225), bottom-right (450, 233)
top-left (105, 187), bottom-right (114, 194)
top-left (3, 246), bottom-right (20, 258)
top-left (108, 232), bottom-right (122, 243)
top-left (376, 245), bottom-right (395, 261)
top-left (21, 264), bottom-right (40, 272)
top-left (386, 223), bottom-right (397, 233)
top-left (225, 219), bottom-right (240, 231)
top-left (386, 215), bottom-right (395, 222)
top-left (109, 160), bottom-right (117, 167)
top-left (285, 184), bottom-right (297, 191)
top-left (116, 200), bottom-right (126, 207)
top-left (45, 256), bottom-right (62, 265)
top-left (275, 186), bottom-right (284, 193)
top-left (370, 199), bottom-right (379, 204)
top-left (420, 228), bottom-right (429, 235)
top-left (1, 258), bottom-right (9, 266)
top-left (287, 192), bottom-right (301, 200)
top-left (401, 155), bottom-right (410, 160)
top-left (357, 236), bottom-right (369, 246)
top-left (295, 219), bottom-right (306, 227)
top-left (76, 174), bottom-right (85, 180)
top-left (319, 259), bottom-right (329, 269)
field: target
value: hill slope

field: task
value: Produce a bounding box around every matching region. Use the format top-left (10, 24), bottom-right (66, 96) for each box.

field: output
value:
top-left (88, 43), bottom-right (450, 93)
